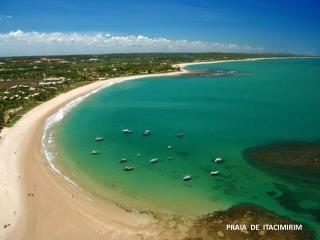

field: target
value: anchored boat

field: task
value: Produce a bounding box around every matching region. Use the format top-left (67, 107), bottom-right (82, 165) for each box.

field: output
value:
top-left (95, 136), bottom-right (104, 141)
top-left (122, 128), bottom-right (132, 134)
top-left (210, 171), bottom-right (220, 176)
top-left (177, 133), bottom-right (184, 138)
top-left (143, 130), bottom-right (152, 136)
top-left (183, 175), bottom-right (191, 181)
top-left (123, 166), bottom-right (134, 171)
top-left (150, 158), bottom-right (159, 164)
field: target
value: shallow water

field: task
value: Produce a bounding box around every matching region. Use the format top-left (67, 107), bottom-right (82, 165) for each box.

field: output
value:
top-left (48, 58), bottom-right (320, 236)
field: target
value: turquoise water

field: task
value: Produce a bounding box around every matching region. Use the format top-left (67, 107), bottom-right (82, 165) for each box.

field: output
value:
top-left (51, 58), bottom-right (320, 235)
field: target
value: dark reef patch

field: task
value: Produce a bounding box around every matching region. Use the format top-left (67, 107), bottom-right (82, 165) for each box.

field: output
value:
top-left (184, 204), bottom-right (314, 240)
top-left (273, 183), bottom-right (320, 223)
top-left (242, 140), bottom-right (320, 227)
top-left (242, 141), bottom-right (320, 179)
top-left (180, 69), bottom-right (237, 77)
top-left (265, 191), bottom-right (278, 197)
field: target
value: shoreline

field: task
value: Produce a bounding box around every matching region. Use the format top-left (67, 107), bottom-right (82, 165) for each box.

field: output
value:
top-left (0, 71), bottom-right (183, 240)
top-left (177, 56), bottom-right (320, 69)
top-left (0, 56), bottom-right (316, 239)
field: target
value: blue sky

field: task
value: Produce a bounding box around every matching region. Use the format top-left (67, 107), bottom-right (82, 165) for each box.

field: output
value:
top-left (0, 0), bottom-right (319, 56)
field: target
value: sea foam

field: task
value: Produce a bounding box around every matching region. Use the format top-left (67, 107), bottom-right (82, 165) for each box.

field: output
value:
top-left (41, 82), bottom-right (116, 188)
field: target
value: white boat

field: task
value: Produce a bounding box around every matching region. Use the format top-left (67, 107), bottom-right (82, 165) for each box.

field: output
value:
top-left (123, 166), bottom-right (134, 171)
top-left (137, 153), bottom-right (141, 157)
top-left (210, 171), bottom-right (220, 176)
top-left (143, 130), bottom-right (152, 136)
top-left (167, 145), bottom-right (173, 149)
top-left (90, 150), bottom-right (99, 155)
top-left (122, 128), bottom-right (132, 134)
top-left (177, 133), bottom-right (184, 138)
top-left (183, 175), bottom-right (191, 181)
top-left (95, 136), bottom-right (104, 141)
top-left (150, 158), bottom-right (159, 164)
top-left (119, 158), bottom-right (127, 163)
top-left (214, 157), bottom-right (223, 163)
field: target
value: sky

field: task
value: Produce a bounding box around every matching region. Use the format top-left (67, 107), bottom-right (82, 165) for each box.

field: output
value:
top-left (0, 0), bottom-right (319, 56)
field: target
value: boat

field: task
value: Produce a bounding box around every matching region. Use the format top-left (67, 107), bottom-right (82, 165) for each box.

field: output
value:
top-left (177, 133), bottom-right (184, 138)
top-left (90, 150), bottom-right (99, 155)
top-left (143, 130), bottom-right (152, 136)
top-left (183, 175), bottom-right (191, 181)
top-left (122, 128), bottom-right (132, 134)
top-left (167, 145), bottom-right (173, 149)
top-left (150, 158), bottom-right (159, 164)
top-left (214, 157), bottom-right (223, 163)
top-left (123, 166), bottom-right (134, 171)
top-left (119, 158), bottom-right (127, 163)
top-left (95, 136), bottom-right (104, 141)
top-left (210, 171), bottom-right (220, 176)
top-left (137, 153), bottom-right (141, 157)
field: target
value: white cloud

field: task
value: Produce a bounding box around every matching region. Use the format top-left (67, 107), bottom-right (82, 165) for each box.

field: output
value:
top-left (0, 30), bottom-right (263, 56)
top-left (0, 15), bottom-right (12, 21)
